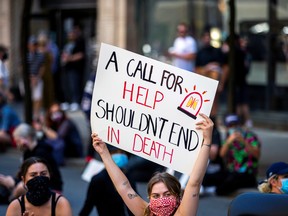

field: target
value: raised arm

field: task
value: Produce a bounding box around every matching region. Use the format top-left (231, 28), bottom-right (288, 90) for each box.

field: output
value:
top-left (175, 113), bottom-right (213, 216)
top-left (91, 133), bottom-right (147, 216)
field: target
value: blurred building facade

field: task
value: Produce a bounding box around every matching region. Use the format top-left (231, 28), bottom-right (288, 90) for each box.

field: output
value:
top-left (0, 0), bottom-right (288, 111)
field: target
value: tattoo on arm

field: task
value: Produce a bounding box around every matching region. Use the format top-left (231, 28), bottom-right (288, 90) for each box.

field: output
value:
top-left (128, 193), bottom-right (138, 199)
top-left (192, 193), bottom-right (199, 197)
top-left (122, 180), bottom-right (138, 199)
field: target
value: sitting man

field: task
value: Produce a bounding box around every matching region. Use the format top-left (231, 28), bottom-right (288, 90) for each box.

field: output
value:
top-left (79, 145), bottom-right (135, 216)
top-left (216, 114), bottom-right (261, 196)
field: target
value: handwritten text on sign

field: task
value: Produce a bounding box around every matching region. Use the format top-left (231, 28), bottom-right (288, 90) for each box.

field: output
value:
top-left (91, 43), bottom-right (218, 174)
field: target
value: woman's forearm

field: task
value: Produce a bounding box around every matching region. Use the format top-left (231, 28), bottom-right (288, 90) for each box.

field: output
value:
top-left (188, 139), bottom-right (211, 187)
top-left (99, 151), bottom-right (147, 216)
top-left (177, 113), bottom-right (213, 216)
top-left (101, 153), bottom-right (133, 194)
top-left (43, 126), bottom-right (58, 139)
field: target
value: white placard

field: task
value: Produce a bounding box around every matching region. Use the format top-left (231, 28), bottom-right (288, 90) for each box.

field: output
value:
top-left (91, 43), bottom-right (218, 175)
top-left (81, 159), bottom-right (105, 182)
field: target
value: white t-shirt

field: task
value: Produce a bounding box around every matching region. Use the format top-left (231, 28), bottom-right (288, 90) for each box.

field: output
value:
top-left (0, 60), bottom-right (9, 89)
top-left (171, 36), bottom-right (197, 72)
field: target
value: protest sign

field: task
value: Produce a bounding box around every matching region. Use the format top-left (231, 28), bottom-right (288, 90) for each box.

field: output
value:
top-left (91, 43), bottom-right (218, 174)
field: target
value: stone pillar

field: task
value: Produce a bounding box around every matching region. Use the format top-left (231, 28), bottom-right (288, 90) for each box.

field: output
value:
top-left (96, 0), bottom-right (127, 54)
top-left (0, 0), bottom-right (11, 82)
top-left (11, 0), bottom-right (24, 87)
top-left (0, 0), bottom-right (10, 46)
top-left (0, 0), bottom-right (24, 87)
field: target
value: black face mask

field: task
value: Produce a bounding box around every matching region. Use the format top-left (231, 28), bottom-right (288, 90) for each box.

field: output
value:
top-left (26, 176), bottom-right (52, 206)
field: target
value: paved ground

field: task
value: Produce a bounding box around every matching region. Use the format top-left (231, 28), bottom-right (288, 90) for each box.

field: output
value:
top-left (1, 107), bottom-right (288, 215)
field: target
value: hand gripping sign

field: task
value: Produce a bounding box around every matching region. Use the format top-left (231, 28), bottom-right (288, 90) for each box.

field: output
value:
top-left (90, 43), bottom-right (218, 175)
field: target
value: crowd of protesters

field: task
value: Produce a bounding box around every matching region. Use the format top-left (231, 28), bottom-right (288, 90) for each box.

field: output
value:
top-left (1, 22), bottom-right (287, 216)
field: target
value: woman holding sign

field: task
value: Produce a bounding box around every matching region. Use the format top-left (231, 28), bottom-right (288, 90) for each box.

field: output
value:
top-left (91, 113), bottom-right (213, 216)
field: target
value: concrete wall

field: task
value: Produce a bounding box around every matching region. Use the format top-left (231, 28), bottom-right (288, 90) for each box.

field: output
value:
top-left (0, 0), bottom-right (24, 87)
top-left (96, 0), bottom-right (127, 55)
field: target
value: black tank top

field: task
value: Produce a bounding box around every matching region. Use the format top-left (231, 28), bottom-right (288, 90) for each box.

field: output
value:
top-left (17, 192), bottom-right (62, 216)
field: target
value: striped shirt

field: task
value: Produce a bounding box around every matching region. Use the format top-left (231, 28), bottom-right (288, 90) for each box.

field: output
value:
top-left (27, 51), bottom-right (44, 75)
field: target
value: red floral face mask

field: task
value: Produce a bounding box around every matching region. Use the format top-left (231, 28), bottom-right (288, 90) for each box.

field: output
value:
top-left (149, 196), bottom-right (179, 216)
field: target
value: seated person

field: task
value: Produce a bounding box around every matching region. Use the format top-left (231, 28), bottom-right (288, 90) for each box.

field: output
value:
top-left (79, 145), bottom-right (135, 216)
top-left (215, 114), bottom-right (261, 196)
top-left (42, 102), bottom-right (83, 162)
top-left (5, 157), bottom-right (72, 216)
top-left (32, 117), bottom-right (65, 166)
top-left (0, 123), bottom-right (63, 203)
top-left (258, 161), bottom-right (288, 194)
top-left (0, 91), bottom-right (21, 152)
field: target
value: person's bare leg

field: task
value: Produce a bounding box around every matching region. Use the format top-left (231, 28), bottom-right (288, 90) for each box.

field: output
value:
top-left (33, 100), bottom-right (42, 119)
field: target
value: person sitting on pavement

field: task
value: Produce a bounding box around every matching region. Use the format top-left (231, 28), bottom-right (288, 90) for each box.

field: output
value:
top-left (5, 156), bottom-right (72, 216)
top-left (0, 123), bottom-right (63, 203)
top-left (79, 145), bottom-right (135, 216)
top-left (43, 102), bottom-right (83, 161)
top-left (91, 113), bottom-right (213, 216)
top-left (31, 116), bottom-right (65, 166)
top-left (215, 114), bottom-right (261, 196)
top-left (0, 91), bottom-right (21, 152)
top-left (258, 161), bottom-right (288, 194)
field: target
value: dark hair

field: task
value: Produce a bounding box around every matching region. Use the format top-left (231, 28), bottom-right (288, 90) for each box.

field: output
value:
top-left (0, 44), bottom-right (8, 61)
top-left (0, 45), bottom-right (6, 53)
top-left (201, 25), bottom-right (212, 37)
top-left (45, 102), bottom-right (67, 128)
top-left (19, 157), bottom-right (51, 178)
top-left (177, 22), bottom-right (190, 35)
top-left (144, 172), bottom-right (182, 215)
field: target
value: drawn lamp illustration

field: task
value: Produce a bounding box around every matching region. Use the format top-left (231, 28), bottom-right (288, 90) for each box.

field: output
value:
top-left (177, 91), bottom-right (203, 119)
